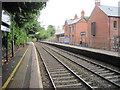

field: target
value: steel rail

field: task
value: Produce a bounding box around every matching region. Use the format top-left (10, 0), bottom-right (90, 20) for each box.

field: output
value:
top-left (35, 45), bottom-right (57, 90)
top-left (44, 44), bottom-right (120, 74)
top-left (42, 46), bottom-right (94, 90)
top-left (58, 47), bottom-right (120, 74)
top-left (43, 44), bottom-right (120, 88)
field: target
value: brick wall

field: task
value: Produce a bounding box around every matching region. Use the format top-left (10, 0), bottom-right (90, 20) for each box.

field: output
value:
top-left (87, 6), bottom-right (119, 50)
top-left (75, 19), bottom-right (87, 45)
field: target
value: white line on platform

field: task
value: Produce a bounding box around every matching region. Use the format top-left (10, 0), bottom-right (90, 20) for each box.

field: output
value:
top-left (29, 42), bottom-right (43, 88)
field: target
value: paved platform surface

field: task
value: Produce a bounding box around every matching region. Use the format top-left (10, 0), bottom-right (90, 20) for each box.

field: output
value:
top-left (2, 42), bottom-right (43, 89)
top-left (44, 41), bottom-right (120, 57)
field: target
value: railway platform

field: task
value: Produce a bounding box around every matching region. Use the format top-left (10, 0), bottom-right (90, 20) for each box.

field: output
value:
top-left (43, 41), bottom-right (119, 57)
top-left (42, 41), bottom-right (120, 67)
top-left (2, 42), bottom-right (43, 89)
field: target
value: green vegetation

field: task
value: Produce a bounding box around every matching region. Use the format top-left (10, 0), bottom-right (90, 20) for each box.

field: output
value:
top-left (84, 16), bottom-right (89, 21)
top-left (2, 2), bottom-right (56, 52)
top-left (35, 25), bottom-right (56, 40)
top-left (2, 2), bottom-right (46, 49)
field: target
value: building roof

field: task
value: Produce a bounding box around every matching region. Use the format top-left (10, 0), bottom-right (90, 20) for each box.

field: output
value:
top-left (66, 17), bottom-right (83, 25)
top-left (98, 5), bottom-right (120, 17)
top-left (55, 29), bottom-right (64, 35)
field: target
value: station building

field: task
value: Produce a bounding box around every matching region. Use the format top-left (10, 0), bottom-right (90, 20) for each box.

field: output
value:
top-left (87, 0), bottom-right (120, 51)
top-left (64, 11), bottom-right (88, 45)
top-left (54, 27), bottom-right (64, 42)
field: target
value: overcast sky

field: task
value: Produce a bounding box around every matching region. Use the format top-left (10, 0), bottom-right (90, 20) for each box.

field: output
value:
top-left (38, 0), bottom-right (120, 29)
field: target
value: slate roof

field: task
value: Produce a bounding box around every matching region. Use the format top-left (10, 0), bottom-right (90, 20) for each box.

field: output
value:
top-left (55, 29), bottom-right (64, 35)
top-left (98, 5), bottom-right (120, 17)
top-left (66, 17), bottom-right (84, 25)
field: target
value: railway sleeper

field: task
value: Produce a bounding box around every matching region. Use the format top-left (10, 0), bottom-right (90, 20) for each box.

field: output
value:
top-left (105, 75), bottom-right (120, 79)
top-left (56, 83), bottom-right (82, 88)
top-left (52, 76), bottom-right (75, 80)
top-left (50, 71), bottom-right (68, 74)
top-left (99, 72), bottom-right (115, 76)
top-left (109, 78), bottom-right (120, 82)
top-left (95, 70), bottom-right (110, 74)
top-left (97, 68), bottom-right (105, 71)
top-left (51, 73), bottom-right (71, 77)
top-left (50, 68), bottom-right (66, 71)
top-left (87, 67), bottom-right (99, 70)
top-left (54, 79), bottom-right (78, 84)
top-left (47, 67), bottom-right (65, 70)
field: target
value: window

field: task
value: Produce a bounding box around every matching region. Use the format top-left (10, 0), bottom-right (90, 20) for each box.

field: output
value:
top-left (72, 25), bottom-right (74, 33)
top-left (113, 21), bottom-right (117, 28)
top-left (91, 22), bottom-right (96, 36)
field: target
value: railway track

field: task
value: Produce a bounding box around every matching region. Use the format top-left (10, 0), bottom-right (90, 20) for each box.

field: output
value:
top-left (40, 43), bottom-right (120, 89)
top-left (35, 43), bottom-right (94, 89)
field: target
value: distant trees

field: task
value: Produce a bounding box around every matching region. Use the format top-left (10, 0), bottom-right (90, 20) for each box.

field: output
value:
top-left (35, 25), bottom-right (56, 40)
top-left (47, 25), bottom-right (56, 37)
top-left (84, 16), bottom-right (89, 21)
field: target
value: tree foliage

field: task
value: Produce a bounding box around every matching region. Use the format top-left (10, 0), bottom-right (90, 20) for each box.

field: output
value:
top-left (2, 2), bottom-right (46, 48)
top-left (3, 2), bottom-right (46, 28)
top-left (47, 25), bottom-right (55, 37)
top-left (36, 25), bottom-right (56, 40)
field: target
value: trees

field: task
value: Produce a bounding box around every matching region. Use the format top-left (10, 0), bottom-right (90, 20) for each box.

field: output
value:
top-left (2, 2), bottom-right (46, 28)
top-left (35, 25), bottom-right (56, 40)
top-left (2, 2), bottom-right (46, 47)
top-left (47, 25), bottom-right (55, 37)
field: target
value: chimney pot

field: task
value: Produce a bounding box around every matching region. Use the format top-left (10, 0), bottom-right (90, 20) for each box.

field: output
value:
top-left (95, 0), bottom-right (101, 6)
top-left (74, 14), bottom-right (78, 19)
top-left (81, 10), bottom-right (85, 17)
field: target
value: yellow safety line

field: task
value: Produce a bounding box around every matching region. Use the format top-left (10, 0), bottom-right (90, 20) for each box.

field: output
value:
top-left (1, 46), bottom-right (29, 90)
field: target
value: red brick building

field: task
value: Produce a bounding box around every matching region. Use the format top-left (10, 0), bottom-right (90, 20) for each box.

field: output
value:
top-left (64, 11), bottom-right (87, 45)
top-left (87, 0), bottom-right (120, 50)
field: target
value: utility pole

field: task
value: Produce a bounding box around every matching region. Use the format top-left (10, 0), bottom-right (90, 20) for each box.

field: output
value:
top-left (12, 16), bottom-right (14, 57)
top-left (0, 1), bottom-right (2, 88)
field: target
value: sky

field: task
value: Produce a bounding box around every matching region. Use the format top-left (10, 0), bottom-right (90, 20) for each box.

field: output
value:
top-left (38, 0), bottom-right (120, 29)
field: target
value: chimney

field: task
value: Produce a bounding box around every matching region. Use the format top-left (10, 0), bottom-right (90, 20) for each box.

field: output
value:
top-left (81, 10), bottom-right (85, 17)
top-left (95, 0), bottom-right (101, 6)
top-left (74, 14), bottom-right (78, 19)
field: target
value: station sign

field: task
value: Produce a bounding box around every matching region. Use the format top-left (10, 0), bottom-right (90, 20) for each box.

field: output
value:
top-left (1, 25), bottom-right (10, 32)
top-left (1, 10), bottom-right (11, 32)
top-left (80, 32), bottom-right (86, 35)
